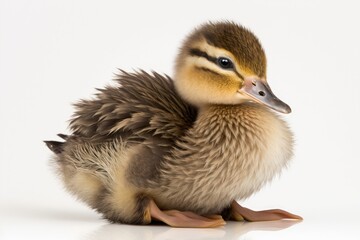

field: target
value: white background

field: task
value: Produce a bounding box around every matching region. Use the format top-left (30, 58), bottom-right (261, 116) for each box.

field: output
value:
top-left (1, 0), bottom-right (360, 239)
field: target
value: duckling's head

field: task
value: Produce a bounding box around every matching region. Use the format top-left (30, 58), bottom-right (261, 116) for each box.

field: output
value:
top-left (174, 21), bottom-right (291, 114)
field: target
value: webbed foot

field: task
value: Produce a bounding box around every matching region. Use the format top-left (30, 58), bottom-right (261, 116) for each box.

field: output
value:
top-left (231, 200), bottom-right (303, 222)
top-left (148, 200), bottom-right (225, 228)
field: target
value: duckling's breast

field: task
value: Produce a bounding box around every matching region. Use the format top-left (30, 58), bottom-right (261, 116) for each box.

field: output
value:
top-left (153, 103), bottom-right (293, 215)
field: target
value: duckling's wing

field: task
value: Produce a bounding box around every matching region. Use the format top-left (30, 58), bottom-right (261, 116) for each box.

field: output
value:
top-left (69, 70), bottom-right (197, 141)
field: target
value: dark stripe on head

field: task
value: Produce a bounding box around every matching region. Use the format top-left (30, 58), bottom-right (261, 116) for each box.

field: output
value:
top-left (234, 70), bottom-right (244, 80)
top-left (189, 48), bottom-right (218, 65)
top-left (190, 48), bottom-right (245, 80)
top-left (196, 66), bottom-right (221, 76)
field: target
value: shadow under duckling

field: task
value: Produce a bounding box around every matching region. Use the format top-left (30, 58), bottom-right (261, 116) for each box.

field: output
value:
top-left (45, 21), bottom-right (302, 228)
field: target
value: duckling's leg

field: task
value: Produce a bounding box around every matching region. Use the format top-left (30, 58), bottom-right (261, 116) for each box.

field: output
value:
top-left (148, 199), bottom-right (226, 228)
top-left (230, 201), bottom-right (303, 221)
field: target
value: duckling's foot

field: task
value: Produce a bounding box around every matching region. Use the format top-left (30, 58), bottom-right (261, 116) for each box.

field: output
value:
top-left (231, 201), bottom-right (303, 222)
top-left (149, 200), bottom-right (225, 228)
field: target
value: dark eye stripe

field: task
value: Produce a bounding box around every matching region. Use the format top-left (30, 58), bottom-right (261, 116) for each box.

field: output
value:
top-left (189, 48), bottom-right (244, 80)
top-left (189, 48), bottom-right (218, 65)
top-left (195, 66), bottom-right (221, 76)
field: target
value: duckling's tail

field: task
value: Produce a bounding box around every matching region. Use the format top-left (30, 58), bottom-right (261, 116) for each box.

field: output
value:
top-left (44, 134), bottom-right (68, 154)
top-left (44, 140), bottom-right (64, 154)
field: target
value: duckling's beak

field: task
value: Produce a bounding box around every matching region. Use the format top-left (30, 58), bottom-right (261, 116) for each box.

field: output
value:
top-left (239, 77), bottom-right (291, 114)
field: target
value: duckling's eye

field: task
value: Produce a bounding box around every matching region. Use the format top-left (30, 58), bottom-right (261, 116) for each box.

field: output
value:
top-left (217, 57), bottom-right (233, 69)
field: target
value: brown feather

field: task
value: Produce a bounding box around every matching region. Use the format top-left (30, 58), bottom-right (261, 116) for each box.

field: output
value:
top-left (70, 71), bottom-right (197, 141)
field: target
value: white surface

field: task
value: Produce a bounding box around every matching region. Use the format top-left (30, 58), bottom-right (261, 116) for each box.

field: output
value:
top-left (1, 206), bottom-right (360, 240)
top-left (1, 0), bottom-right (360, 239)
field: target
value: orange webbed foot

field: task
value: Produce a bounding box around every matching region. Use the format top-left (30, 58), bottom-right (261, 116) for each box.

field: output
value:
top-left (148, 200), bottom-right (226, 228)
top-left (231, 201), bottom-right (303, 222)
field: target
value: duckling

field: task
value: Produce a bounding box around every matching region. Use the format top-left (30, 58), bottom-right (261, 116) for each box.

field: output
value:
top-left (45, 21), bottom-right (302, 228)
